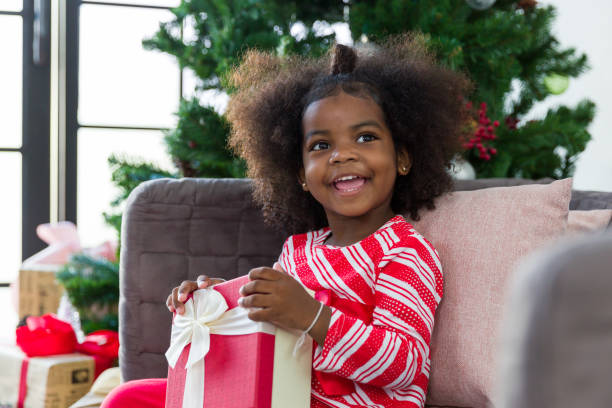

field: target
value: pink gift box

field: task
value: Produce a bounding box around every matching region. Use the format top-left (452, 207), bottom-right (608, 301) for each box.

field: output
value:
top-left (165, 275), bottom-right (312, 408)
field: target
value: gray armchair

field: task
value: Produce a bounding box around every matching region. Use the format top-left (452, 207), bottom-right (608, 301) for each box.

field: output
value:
top-left (118, 177), bottom-right (612, 403)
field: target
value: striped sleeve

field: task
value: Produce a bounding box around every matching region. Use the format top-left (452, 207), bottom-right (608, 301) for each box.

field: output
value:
top-left (278, 236), bottom-right (297, 279)
top-left (312, 235), bottom-right (442, 390)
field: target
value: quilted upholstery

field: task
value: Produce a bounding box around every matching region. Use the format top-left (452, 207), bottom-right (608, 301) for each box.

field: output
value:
top-left (119, 178), bottom-right (285, 381)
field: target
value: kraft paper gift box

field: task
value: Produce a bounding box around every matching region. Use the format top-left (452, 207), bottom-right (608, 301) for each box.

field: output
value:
top-left (165, 275), bottom-right (312, 408)
top-left (0, 344), bottom-right (95, 408)
top-left (18, 264), bottom-right (64, 320)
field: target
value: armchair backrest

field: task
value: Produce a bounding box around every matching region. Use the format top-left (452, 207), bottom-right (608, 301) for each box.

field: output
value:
top-left (119, 176), bottom-right (612, 382)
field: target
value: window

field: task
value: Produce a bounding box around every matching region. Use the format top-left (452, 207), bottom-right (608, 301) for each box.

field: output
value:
top-left (0, 1), bottom-right (182, 282)
top-left (71, 1), bottom-right (179, 246)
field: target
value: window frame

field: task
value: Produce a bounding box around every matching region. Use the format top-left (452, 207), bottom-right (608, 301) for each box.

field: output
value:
top-left (1, 1), bottom-right (183, 284)
top-left (64, 0), bottom-right (182, 226)
top-left (0, 1), bottom-right (51, 271)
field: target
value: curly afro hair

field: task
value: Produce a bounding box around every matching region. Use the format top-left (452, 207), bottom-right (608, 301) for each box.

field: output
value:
top-left (226, 33), bottom-right (471, 235)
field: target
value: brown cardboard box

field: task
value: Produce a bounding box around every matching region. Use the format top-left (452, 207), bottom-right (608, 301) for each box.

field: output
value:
top-left (0, 345), bottom-right (95, 408)
top-left (18, 265), bottom-right (64, 319)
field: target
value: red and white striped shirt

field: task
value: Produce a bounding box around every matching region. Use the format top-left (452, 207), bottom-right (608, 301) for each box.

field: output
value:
top-left (278, 215), bottom-right (443, 408)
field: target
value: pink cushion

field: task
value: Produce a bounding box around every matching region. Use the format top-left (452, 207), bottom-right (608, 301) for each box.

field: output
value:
top-left (567, 209), bottom-right (612, 234)
top-left (411, 178), bottom-right (572, 408)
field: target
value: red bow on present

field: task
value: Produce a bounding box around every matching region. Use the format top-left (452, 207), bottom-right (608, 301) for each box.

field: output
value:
top-left (16, 314), bottom-right (77, 356)
top-left (314, 290), bottom-right (375, 397)
top-left (76, 330), bottom-right (119, 378)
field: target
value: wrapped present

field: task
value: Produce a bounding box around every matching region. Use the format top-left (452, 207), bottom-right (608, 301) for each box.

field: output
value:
top-left (0, 344), bottom-right (95, 408)
top-left (16, 314), bottom-right (118, 381)
top-left (165, 275), bottom-right (312, 408)
top-left (76, 330), bottom-right (119, 379)
top-left (18, 265), bottom-right (64, 321)
top-left (16, 221), bottom-right (117, 320)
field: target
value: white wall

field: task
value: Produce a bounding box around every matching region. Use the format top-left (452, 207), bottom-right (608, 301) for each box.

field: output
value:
top-left (532, 0), bottom-right (612, 191)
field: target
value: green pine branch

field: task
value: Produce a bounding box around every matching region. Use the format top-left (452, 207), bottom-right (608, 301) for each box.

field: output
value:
top-left (164, 98), bottom-right (246, 178)
top-left (104, 154), bottom-right (177, 238)
top-left (472, 99), bottom-right (595, 178)
top-left (56, 254), bottom-right (120, 333)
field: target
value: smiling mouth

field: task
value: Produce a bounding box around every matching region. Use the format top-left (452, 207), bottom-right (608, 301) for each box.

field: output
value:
top-left (332, 175), bottom-right (367, 193)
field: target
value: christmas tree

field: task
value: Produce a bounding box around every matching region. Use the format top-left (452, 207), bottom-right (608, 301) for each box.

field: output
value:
top-left (118, 0), bottom-right (594, 193)
top-left (64, 0), bottom-right (594, 331)
top-left (348, 0), bottom-right (595, 178)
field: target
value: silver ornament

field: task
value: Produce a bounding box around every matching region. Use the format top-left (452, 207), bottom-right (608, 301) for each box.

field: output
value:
top-left (450, 157), bottom-right (476, 180)
top-left (466, 0), bottom-right (496, 10)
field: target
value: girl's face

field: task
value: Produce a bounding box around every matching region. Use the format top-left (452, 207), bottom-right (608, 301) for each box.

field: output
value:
top-left (300, 91), bottom-right (404, 225)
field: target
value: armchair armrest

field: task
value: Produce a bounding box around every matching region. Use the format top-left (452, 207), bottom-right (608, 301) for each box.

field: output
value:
top-left (118, 178), bottom-right (285, 381)
top-left (496, 230), bottom-right (612, 407)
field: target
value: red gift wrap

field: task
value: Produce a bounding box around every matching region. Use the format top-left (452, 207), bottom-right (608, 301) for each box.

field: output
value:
top-left (165, 275), bottom-right (312, 408)
top-left (166, 276), bottom-right (274, 407)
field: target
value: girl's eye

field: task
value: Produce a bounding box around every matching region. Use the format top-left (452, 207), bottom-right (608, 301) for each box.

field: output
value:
top-left (357, 133), bottom-right (377, 143)
top-left (311, 141), bottom-right (329, 151)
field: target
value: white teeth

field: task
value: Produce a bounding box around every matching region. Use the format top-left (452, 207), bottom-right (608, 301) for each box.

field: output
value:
top-left (335, 175), bottom-right (360, 182)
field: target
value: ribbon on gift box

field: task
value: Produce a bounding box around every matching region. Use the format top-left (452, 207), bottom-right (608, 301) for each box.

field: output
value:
top-left (165, 288), bottom-right (276, 408)
top-left (76, 330), bottom-right (120, 379)
top-left (17, 357), bottom-right (29, 408)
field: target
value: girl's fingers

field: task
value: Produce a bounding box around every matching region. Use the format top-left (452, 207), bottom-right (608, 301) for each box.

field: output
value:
top-left (178, 280), bottom-right (198, 302)
top-left (248, 267), bottom-right (282, 281)
top-left (166, 294), bottom-right (175, 313)
top-left (239, 279), bottom-right (274, 296)
top-left (247, 308), bottom-right (272, 323)
top-left (196, 275), bottom-right (226, 288)
top-left (196, 275), bottom-right (209, 288)
top-left (167, 276), bottom-right (225, 315)
top-left (238, 293), bottom-right (270, 309)
top-left (171, 287), bottom-right (184, 314)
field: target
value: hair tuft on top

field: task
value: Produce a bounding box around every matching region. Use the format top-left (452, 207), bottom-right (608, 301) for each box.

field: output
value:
top-left (226, 33), bottom-right (472, 235)
top-left (330, 44), bottom-right (357, 75)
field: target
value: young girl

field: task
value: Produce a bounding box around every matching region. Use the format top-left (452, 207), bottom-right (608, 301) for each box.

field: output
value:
top-left (103, 34), bottom-right (470, 408)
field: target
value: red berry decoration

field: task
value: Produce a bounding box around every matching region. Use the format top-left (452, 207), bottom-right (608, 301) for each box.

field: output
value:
top-left (518, 0), bottom-right (537, 11)
top-left (505, 116), bottom-right (519, 130)
top-left (188, 140), bottom-right (197, 149)
top-left (463, 101), bottom-right (500, 161)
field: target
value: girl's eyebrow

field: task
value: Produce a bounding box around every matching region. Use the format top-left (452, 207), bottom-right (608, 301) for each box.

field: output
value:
top-left (304, 120), bottom-right (383, 140)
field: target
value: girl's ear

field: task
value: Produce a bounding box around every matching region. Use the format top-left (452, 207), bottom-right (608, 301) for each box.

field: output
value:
top-left (298, 168), bottom-right (309, 191)
top-left (397, 147), bottom-right (411, 176)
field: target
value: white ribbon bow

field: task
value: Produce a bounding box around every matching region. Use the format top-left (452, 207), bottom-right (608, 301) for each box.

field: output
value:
top-left (165, 289), bottom-right (275, 408)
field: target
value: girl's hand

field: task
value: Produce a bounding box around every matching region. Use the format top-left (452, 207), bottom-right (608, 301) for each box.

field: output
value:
top-left (166, 275), bottom-right (226, 315)
top-left (239, 263), bottom-right (331, 345)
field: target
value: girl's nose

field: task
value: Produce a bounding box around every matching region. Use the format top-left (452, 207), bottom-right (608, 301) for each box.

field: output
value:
top-left (329, 143), bottom-right (358, 164)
